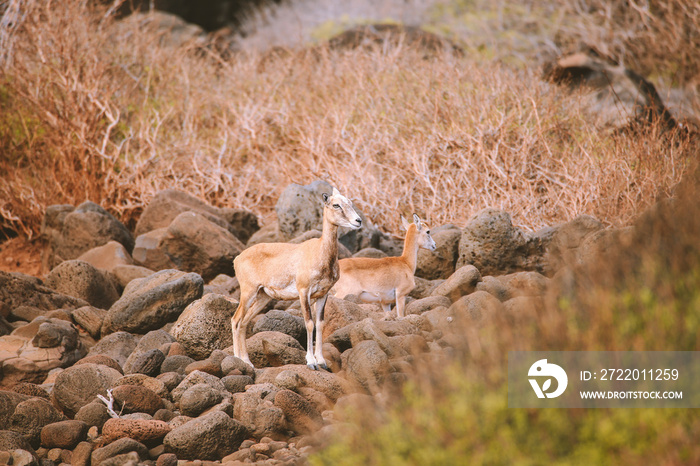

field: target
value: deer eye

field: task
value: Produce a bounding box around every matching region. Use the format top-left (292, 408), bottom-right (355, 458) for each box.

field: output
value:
top-left (333, 204), bottom-right (341, 209)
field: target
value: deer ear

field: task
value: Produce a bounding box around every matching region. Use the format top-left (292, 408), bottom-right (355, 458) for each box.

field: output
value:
top-left (413, 213), bottom-right (421, 228)
top-left (332, 187), bottom-right (340, 197)
top-left (322, 193), bottom-right (330, 204)
top-left (400, 216), bottom-right (410, 231)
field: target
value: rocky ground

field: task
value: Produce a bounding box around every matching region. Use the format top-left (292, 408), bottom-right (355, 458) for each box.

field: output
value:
top-left (0, 179), bottom-right (631, 465)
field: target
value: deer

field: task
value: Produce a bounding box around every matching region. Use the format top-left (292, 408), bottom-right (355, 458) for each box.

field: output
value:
top-left (230, 187), bottom-right (362, 370)
top-left (332, 214), bottom-right (436, 318)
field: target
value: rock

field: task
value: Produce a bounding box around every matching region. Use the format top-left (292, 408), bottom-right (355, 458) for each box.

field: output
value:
top-left (231, 392), bottom-right (286, 440)
top-left (220, 355), bottom-right (254, 377)
top-left (322, 297), bottom-right (375, 340)
top-left (221, 374), bottom-right (254, 394)
top-left (156, 372), bottom-right (184, 392)
top-left (134, 189), bottom-right (258, 242)
top-left (143, 211), bottom-right (246, 281)
top-left (75, 401), bottom-right (111, 429)
top-left (111, 265), bottom-right (155, 289)
top-left (43, 201), bottom-right (134, 269)
top-left (184, 358), bottom-right (222, 377)
top-left (273, 390), bottom-right (323, 435)
top-left (71, 306), bottom-right (107, 339)
top-left (156, 452), bottom-right (178, 466)
top-left (77, 241), bottom-right (134, 272)
top-left (169, 294), bottom-right (236, 360)
top-left (179, 383), bottom-right (224, 417)
top-left (496, 271), bottom-right (549, 298)
top-left (409, 276), bottom-right (442, 299)
top-left (123, 349), bottom-right (165, 377)
top-left (456, 208), bottom-right (551, 275)
top-left (8, 397), bottom-right (63, 448)
top-left (344, 340), bottom-right (390, 393)
top-left (101, 418), bottom-right (171, 444)
top-left (252, 310), bottom-right (306, 347)
top-left (546, 215), bottom-right (605, 271)
top-left (91, 437), bottom-right (148, 466)
top-left (246, 223), bottom-right (285, 247)
top-left (475, 276), bottom-right (513, 301)
top-left (163, 411), bottom-right (248, 460)
top-left (390, 334), bottom-right (429, 354)
top-left (102, 270), bottom-right (203, 335)
top-left (431, 265), bottom-right (482, 302)
top-left (87, 331), bottom-right (137, 367)
top-left (275, 180), bottom-right (333, 240)
top-left (99, 451), bottom-right (141, 465)
top-left (170, 370), bottom-right (226, 403)
top-left (160, 355), bottom-right (195, 375)
top-left (246, 331), bottom-right (306, 368)
top-left (113, 374), bottom-right (170, 399)
top-left (404, 296), bottom-right (452, 315)
top-left (254, 365), bottom-right (353, 402)
top-left (40, 420), bottom-right (88, 449)
top-left (352, 248), bottom-right (387, 259)
top-left (71, 441), bottom-right (93, 466)
top-left (111, 385), bottom-right (164, 415)
top-left (51, 364), bottom-right (122, 417)
top-left (0, 271), bottom-right (87, 319)
top-left (10, 383), bottom-right (50, 399)
top-left (349, 320), bottom-right (403, 359)
top-left (0, 431), bottom-right (37, 462)
top-left (122, 329), bottom-right (175, 374)
top-left (416, 226), bottom-right (461, 279)
top-left (31, 318), bottom-right (79, 349)
top-left (448, 290), bottom-right (504, 323)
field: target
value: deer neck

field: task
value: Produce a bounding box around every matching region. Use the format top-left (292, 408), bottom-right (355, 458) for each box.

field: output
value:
top-left (320, 211), bottom-right (340, 265)
top-left (401, 225), bottom-right (419, 273)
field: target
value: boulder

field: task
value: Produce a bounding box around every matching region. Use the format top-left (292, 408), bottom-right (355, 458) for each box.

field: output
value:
top-left (111, 264), bottom-right (155, 289)
top-left (101, 418), bottom-right (171, 445)
top-left (170, 370), bottom-right (226, 403)
top-left (0, 430), bottom-right (37, 462)
top-left (87, 331), bottom-right (137, 367)
top-left (322, 297), bottom-right (376, 340)
top-left (404, 296), bottom-right (452, 315)
top-left (448, 290), bottom-right (504, 323)
top-left (179, 383), bottom-right (224, 417)
top-left (231, 392), bottom-right (286, 440)
top-left (111, 384), bottom-right (164, 415)
top-left (273, 389), bottom-right (323, 435)
top-left (8, 397), bottom-right (63, 448)
top-left (91, 437), bottom-right (148, 466)
top-left (221, 375), bottom-right (254, 394)
top-left (344, 340), bottom-right (390, 393)
top-left (10, 383), bottom-right (50, 399)
top-left (75, 401), bottom-right (111, 429)
top-left (546, 215), bottom-right (605, 271)
top-left (71, 441), bottom-right (93, 466)
top-left (102, 269), bottom-right (203, 335)
top-left (416, 226), bottom-right (461, 279)
top-left (456, 208), bottom-right (552, 275)
top-left (352, 247), bottom-right (387, 259)
top-left (77, 241), bottom-right (134, 272)
top-left (71, 306), bottom-right (107, 339)
top-left (112, 374), bottom-right (169, 399)
top-left (144, 211), bottom-right (246, 281)
top-left (39, 420), bottom-right (88, 449)
top-left (254, 365), bottom-right (353, 402)
top-left (43, 201), bottom-right (134, 269)
top-left (161, 355), bottom-right (195, 375)
top-left (163, 411), bottom-right (248, 460)
top-left (252, 310), bottom-right (306, 347)
top-left (0, 271), bottom-right (87, 319)
top-left (169, 294), bottom-right (236, 360)
top-left (496, 271), bottom-right (549, 298)
top-left (51, 363), bottom-right (122, 417)
top-left (246, 331), bottom-right (306, 368)
top-left (475, 275), bottom-right (513, 301)
top-left (431, 265), bottom-right (482, 302)
top-left (122, 329), bottom-right (175, 374)
top-left (134, 189), bottom-right (258, 243)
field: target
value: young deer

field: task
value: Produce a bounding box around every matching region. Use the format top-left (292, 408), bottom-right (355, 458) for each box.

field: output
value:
top-left (231, 187), bottom-right (362, 370)
top-left (332, 214), bottom-right (436, 318)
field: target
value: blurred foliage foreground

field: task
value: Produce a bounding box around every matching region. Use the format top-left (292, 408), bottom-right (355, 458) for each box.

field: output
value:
top-left (313, 161), bottom-right (700, 465)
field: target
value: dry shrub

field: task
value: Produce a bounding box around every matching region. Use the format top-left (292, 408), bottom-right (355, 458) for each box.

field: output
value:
top-left (0, 0), bottom-right (694, 242)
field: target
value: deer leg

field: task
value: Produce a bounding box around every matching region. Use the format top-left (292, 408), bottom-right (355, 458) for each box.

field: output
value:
top-left (298, 288), bottom-right (318, 370)
top-left (231, 288), bottom-right (257, 368)
top-left (396, 293), bottom-right (407, 318)
top-left (314, 294), bottom-right (329, 371)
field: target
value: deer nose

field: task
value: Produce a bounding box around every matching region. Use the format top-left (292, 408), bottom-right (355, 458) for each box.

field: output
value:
top-left (355, 217), bottom-right (362, 226)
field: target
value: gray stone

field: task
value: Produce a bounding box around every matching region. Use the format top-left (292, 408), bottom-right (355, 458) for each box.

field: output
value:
top-left (124, 349), bottom-right (165, 377)
top-left (246, 331), bottom-right (306, 368)
top-left (431, 265), bottom-right (482, 302)
top-left (416, 226), bottom-right (461, 280)
top-left (0, 430), bottom-right (37, 462)
top-left (77, 241), bottom-right (134, 272)
top-left (75, 401), bottom-right (111, 429)
top-left (448, 290), bottom-right (504, 323)
top-left (71, 306), bottom-right (107, 339)
top-left (231, 392), bottom-right (286, 440)
top-left (170, 370), bottom-right (226, 403)
top-left (102, 270), bottom-right (203, 335)
top-left (546, 215), bottom-right (605, 271)
top-left (44, 201), bottom-right (134, 269)
top-left (163, 411), bottom-right (248, 460)
top-left (111, 265), bottom-right (155, 289)
top-left (91, 437), bottom-right (148, 466)
top-left (179, 383), bottom-right (224, 417)
top-left (51, 363), bottom-right (122, 417)
top-left (404, 296), bottom-right (452, 315)
top-left (39, 420), bottom-right (88, 449)
top-left (273, 389), bottom-right (323, 435)
top-left (456, 208), bottom-right (551, 275)
top-left (45, 260), bottom-right (120, 310)
top-left (0, 271), bottom-right (87, 319)
top-left (87, 331), bottom-right (137, 367)
top-left (252, 310), bottom-right (306, 347)
top-left (169, 294), bottom-right (236, 360)
top-left (352, 247), bottom-right (387, 259)
top-left (122, 330), bottom-right (175, 374)
top-left (8, 397), bottom-right (63, 448)
top-left (344, 340), bottom-right (390, 393)
top-left (221, 375), bottom-right (254, 394)
top-left (31, 318), bottom-right (79, 349)
top-left (160, 355), bottom-right (195, 375)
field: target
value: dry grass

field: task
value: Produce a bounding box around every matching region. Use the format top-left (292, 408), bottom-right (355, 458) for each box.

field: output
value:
top-left (0, 0), bottom-right (694, 242)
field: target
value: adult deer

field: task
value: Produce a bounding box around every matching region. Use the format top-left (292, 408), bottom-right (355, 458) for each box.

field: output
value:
top-left (332, 214), bottom-right (436, 317)
top-left (231, 187), bottom-right (362, 370)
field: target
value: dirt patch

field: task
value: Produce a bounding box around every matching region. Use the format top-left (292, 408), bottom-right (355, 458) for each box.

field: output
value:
top-left (0, 237), bottom-right (44, 277)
